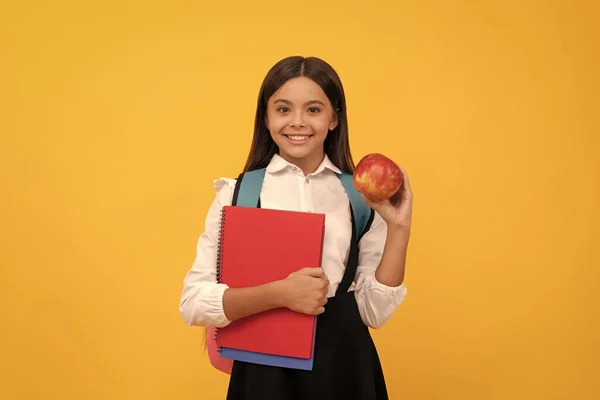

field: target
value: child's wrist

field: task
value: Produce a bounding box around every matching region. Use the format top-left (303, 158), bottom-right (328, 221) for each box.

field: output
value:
top-left (267, 280), bottom-right (287, 308)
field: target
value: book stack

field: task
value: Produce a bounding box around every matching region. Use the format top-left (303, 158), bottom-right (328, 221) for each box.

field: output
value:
top-left (214, 205), bottom-right (326, 370)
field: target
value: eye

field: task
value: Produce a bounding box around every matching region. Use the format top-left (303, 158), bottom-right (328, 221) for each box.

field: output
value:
top-left (308, 107), bottom-right (321, 113)
top-left (277, 107), bottom-right (290, 113)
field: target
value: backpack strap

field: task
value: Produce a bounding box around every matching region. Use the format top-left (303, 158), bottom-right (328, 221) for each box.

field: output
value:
top-left (337, 173), bottom-right (375, 241)
top-left (232, 168), bottom-right (266, 207)
top-left (335, 172), bottom-right (375, 295)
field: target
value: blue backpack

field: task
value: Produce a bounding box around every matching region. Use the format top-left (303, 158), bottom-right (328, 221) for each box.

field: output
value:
top-left (231, 168), bottom-right (374, 242)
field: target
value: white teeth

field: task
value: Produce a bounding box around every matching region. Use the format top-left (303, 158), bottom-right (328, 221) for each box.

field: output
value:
top-left (288, 135), bottom-right (309, 141)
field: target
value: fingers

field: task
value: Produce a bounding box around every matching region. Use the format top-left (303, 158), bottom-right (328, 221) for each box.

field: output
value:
top-left (300, 267), bottom-right (326, 278)
top-left (400, 166), bottom-right (413, 198)
top-left (314, 290), bottom-right (328, 314)
top-left (315, 297), bottom-right (327, 314)
top-left (361, 194), bottom-right (380, 210)
top-left (297, 295), bottom-right (328, 316)
top-left (307, 291), bottom-right (328, 315)
top-left (300, 268), bottom-right (330, 287)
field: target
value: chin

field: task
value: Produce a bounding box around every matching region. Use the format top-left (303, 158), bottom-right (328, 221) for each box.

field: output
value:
top-left (280, 147), bottom-right (313, 161)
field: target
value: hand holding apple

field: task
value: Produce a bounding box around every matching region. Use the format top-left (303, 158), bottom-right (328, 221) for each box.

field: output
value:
top-left (353, 153), bottom-right (413, 230)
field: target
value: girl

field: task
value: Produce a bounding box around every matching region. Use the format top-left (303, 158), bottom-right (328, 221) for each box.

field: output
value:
top-left (180, 56), bottom-right (413, 399)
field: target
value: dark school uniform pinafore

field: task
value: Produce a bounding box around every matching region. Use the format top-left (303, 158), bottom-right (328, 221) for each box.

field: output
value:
top-left (225, 173), bottom-right (389, 400)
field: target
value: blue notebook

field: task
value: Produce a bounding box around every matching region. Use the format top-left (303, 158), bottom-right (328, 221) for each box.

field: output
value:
top-left (219, 318), bottom-right (317, 371)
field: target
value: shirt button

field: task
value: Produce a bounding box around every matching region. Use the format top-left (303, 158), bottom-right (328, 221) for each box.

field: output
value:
top-left (305, 177), bottom-right (310, 184)
top-left (292, 167), bottom-right (298, 172)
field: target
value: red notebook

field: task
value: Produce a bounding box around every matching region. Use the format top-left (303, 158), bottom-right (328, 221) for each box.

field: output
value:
top-left (215, 205), bottom-right (326, 359)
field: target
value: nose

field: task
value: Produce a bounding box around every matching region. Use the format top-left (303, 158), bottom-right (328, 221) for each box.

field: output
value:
top-left (289, 112), bottom-right (305, 127)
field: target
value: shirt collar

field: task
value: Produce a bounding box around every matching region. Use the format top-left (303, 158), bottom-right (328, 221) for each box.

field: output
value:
top-left (266, 153), bottom-right (342, 175)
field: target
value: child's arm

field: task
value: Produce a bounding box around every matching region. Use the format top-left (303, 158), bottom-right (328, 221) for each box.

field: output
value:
top-left (373, 225), bottom-right (410, 287)
top-left (223, 267), bottom-right (329, 320)
top-left (353, 214), bottom-right (408, 329)
top-left (353, 168), bottom-right (413, 328)
top-left (179, 179), bottom-right (241, 328)
top-left (364, 167), bottom-right (413, 287)
top-left (221, 283), bottom-right (282, 321)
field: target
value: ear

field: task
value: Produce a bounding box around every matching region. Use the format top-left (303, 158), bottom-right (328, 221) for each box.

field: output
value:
top-left (264, 114), bottom-right (270, 130)
top-left (329, 112), bottom-right (339, 131)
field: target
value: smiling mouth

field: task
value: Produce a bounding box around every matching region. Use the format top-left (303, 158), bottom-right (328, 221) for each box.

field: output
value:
top-left (284, 134), bottom-right (313, 143)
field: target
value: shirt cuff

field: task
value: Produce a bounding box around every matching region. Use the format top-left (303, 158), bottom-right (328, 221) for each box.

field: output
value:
top-left (354, 274), bottom-right (408, 328)
top-left (210, 283), bottom-right (232, 328)
top-left (181, 282), bottom-right (232, 328)
top-left (369, 274), bottom-right (408, 299)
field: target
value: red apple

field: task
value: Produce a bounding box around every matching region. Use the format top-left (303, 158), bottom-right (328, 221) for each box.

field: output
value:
top-left (353, 153), bottom-right (403, 202)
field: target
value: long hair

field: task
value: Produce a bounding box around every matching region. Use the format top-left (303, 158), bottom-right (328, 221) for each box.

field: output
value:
top-left (242, 56), bottom-right (355, 174)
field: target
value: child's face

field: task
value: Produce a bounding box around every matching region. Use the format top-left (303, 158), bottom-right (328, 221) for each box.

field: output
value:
top-left (266, 76), bottom-right (338, 171)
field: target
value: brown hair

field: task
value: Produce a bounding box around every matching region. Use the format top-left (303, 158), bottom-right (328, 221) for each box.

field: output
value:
top-left (242, 56), bottom-right (355, 174)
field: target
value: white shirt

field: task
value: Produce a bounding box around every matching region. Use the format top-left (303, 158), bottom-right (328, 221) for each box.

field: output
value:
top-left (179, 154), bottom-right (407, 329)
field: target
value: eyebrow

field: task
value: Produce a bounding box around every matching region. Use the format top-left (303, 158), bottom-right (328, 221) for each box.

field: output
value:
top-left (273, 99), bottom-right (325, 106)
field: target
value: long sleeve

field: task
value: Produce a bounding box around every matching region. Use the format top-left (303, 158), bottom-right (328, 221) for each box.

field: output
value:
top-left (179, 178), bottom-right (237, 328)
top-left (353, 211), bottom-right (408, 329)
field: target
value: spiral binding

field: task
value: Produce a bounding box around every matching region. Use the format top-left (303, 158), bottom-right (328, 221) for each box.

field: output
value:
top-left (216, 208), bottom-right (226, 283)
top-left (214, 207), bottom-right (227, 347)
top-left (214, 327), bottom-right (221, 349)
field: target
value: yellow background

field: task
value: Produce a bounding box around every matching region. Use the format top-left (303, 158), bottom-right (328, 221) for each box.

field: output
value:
top-left (1, 0), bottom-right (598, 399)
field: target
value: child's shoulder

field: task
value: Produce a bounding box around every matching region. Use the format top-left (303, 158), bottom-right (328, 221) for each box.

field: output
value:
top-left (212, 177), bottom-right (238, 206)
top-left (213, 177), bottom-right (237, 191)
